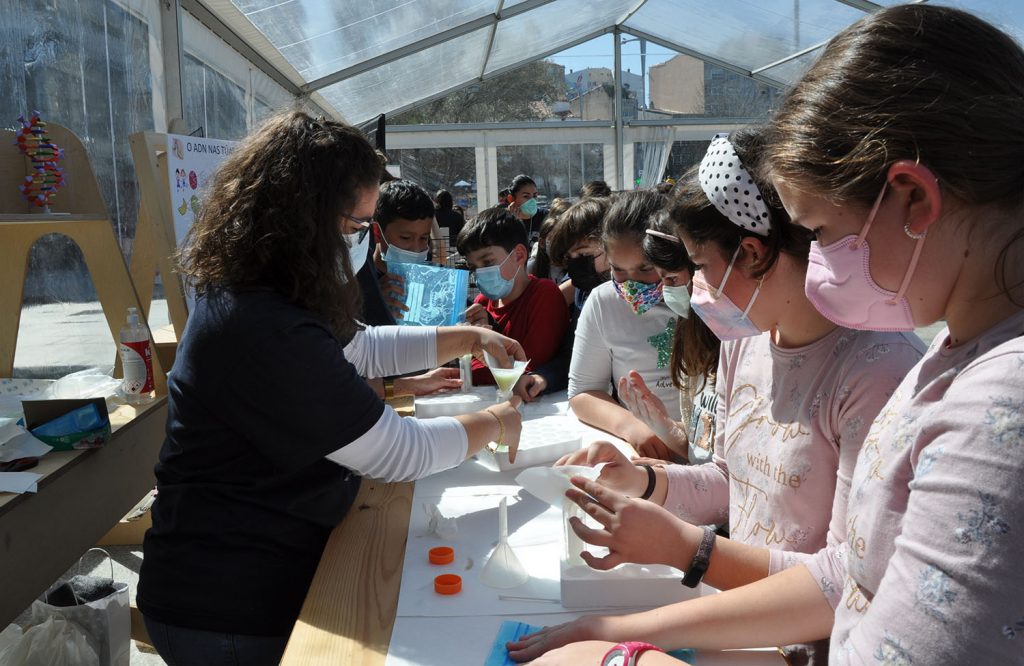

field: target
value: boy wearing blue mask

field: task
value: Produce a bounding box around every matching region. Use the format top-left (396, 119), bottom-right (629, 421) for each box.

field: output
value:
top-left (372, 179), bottom-right (435, 320)
top-left (458, 207), bottom-right (568, 386)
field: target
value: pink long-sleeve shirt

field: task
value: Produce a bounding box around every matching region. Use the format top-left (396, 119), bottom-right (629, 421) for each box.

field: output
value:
top-left (663, 327), bottom-right (925, 570)
top-left (803, 309), bottom-right (1024, 664)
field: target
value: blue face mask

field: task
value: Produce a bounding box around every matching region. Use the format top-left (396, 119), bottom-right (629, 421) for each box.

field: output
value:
top-left (518, 198), bottom-right (538, 217)
top-left (475, 252), bottom-right (520, 300)
top-left (383, 241), bottom-right (429, 265)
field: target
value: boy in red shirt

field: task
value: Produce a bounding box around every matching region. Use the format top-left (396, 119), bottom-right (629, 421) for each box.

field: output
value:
top-left (458, 207), bottom-right (568, 386)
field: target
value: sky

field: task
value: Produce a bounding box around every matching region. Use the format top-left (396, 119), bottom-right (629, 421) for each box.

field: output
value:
top-left (546, 34), bottom-right (679, 106)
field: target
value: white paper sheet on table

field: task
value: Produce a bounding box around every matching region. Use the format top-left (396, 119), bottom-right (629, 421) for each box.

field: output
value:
top-left (0, 471), bottom-right (42, 493)
top-left (0, 417), bottom-right (53, 462)
top-left (397, 473), bottom-right (566, 618)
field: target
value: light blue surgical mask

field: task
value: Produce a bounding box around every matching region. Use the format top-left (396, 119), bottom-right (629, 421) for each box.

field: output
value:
top-left (382, 239), bottom-right (429, 265)
top-left (475, 252), bottom-right (520, 300)
top-left (518, 198), bottom-right (538, 217)
top-left (662, 283), bottom-right (691, 318)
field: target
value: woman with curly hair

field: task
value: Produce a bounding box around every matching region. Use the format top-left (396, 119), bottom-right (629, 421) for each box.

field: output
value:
top-left (137, 111), bottom-right (524, 665)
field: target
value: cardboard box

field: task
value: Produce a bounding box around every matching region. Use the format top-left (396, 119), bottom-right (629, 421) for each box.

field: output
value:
top-left (22, 397), bottom-right (111, 451)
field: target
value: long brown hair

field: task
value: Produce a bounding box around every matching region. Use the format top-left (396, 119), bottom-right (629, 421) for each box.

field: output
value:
top-left (547, 197), bottom-right (610, 266)
top-left (766, 4), bottom-right (1024, 301)
top-left (181, 111), bottom-right (381, 340)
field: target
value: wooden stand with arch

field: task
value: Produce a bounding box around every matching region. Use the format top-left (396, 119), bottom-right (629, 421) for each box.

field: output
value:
top-left (0, 122), bottom-right (166, 394)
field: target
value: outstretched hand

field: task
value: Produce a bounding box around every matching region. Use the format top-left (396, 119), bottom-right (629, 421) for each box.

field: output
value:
top-left (555, 441), bottom-right (648, 497)
top-left (619, 371), bottom-right (689, 459)
top-left (565, 475), bottom-right (700, 573)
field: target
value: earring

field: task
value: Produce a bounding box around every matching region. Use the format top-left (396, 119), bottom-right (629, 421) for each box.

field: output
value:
top-left (904, 222), bottom-right (927, 241)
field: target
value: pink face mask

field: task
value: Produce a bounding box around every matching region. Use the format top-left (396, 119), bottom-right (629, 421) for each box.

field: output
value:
top-left (805, 182), bottom-right (927, 332)
top-left (690, 246), bottom-right (763, 341)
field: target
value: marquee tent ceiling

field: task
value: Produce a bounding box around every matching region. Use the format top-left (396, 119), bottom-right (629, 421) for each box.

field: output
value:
top-left (182, 0), bottom-right (1024, 124)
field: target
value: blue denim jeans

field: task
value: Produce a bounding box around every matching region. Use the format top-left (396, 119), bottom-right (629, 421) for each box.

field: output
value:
top-left (143, 615), bottom-right (289, 666)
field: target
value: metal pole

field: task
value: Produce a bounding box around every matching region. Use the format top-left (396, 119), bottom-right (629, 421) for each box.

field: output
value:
top-left (161, 0), bottom-right (186, 130)
top-left (640, 37), bottom-right (647, 108)
top-left (580, 143), bottom-right (585, 185)
top-left (613, 28), bottom-right (624, 190)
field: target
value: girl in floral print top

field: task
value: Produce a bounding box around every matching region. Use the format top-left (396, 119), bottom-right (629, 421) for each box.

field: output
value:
top-left (508, 5), bottom-right (1024, 666)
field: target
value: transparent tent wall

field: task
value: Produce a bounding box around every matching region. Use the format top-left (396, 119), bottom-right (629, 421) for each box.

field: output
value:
top-left (388, 147), bottom-right (478, 216)
top-left (497, 144), bottom-right (604, 203)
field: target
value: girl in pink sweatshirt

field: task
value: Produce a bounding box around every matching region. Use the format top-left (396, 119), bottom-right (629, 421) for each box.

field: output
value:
top-left (552, 128), bottom-right (922, 665)
top-left (510, 5), bottom-right (1024, 666)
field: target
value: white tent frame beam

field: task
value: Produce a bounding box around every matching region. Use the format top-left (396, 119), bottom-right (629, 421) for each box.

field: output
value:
top-left (181, 0), bottom-right (302, 96)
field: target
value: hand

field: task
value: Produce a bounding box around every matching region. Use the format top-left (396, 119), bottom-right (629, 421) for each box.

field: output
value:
top-left (618, 371), bottom-right (688, 458)
top-left (514, 640), bottom-right (618, 665)
top-left (393, 367), bottom-right (462, 396)
top-left (463, 303), bottom-right (491, 328)
top-left (506, 616), bottom-right (607, 663)
top-left (565, 471), bottom-right (700, 569)
top-left (566, 475), bottom-right (701, 572)
top-left (513, 373), bottom-right (547, 402)
top-left (487, 397), bottom-right (523, 463)
top-left (555, 441), bottom-right (648, 498)
top-left (373, 243), bottom-right (387, 274)
top-left (471, 328), bottom-right (526, 368)
top-left (623, 421), bottom-right (675, 461)
top-left (380, 273), bottom-right (409, 319)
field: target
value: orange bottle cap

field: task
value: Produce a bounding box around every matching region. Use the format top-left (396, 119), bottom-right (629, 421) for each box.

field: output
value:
top-left (434, 574), bottom-right (462, 595)
top-left (429, 546), bottom-right (455, 565)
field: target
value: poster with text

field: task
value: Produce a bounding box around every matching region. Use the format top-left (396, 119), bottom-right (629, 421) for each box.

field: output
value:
top-left (166, 134), bottom-right (238, 247)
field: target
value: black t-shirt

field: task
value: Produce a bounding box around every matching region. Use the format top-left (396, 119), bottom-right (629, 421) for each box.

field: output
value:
top-left (357, 254), bottom-right (397, 326)
top-left (435, 207), bottom-right (465, 242)
top-left (138, 286), bottom-right (384, 636)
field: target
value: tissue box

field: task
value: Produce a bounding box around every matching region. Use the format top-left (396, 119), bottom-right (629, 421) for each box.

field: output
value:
top-left (478, 415), bottom-right (582, 472)
top-left (22, 398), bottom-right (111, 451)
top-left (415, 387), bottom-right (493, 418)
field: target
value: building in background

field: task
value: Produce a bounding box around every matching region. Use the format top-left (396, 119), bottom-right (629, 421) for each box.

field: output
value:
top-left (564, 67), bottom-right (640, 121)
top-left (648, 54), bottom-right (780, 118)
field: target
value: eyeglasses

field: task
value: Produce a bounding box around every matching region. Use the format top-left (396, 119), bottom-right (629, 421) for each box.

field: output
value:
top-left (341, 214), bottom-right (373, 242)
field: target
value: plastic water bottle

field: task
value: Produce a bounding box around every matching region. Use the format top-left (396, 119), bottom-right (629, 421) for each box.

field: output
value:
top-left (119, 307), bottom-right (154, 404)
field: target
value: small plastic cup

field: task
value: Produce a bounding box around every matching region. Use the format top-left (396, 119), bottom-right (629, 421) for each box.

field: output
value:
top-left (428, 546), bottom-right (455, 565)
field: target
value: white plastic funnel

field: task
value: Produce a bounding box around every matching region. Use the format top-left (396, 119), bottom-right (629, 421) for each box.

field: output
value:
top-left (482, 351), bottom-right (529, 400)
top-left (480, 497), bottom-right (529, 589)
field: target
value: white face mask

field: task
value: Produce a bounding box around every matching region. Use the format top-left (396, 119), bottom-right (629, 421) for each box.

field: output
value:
top-left (343, 228), bottom-right (370, 273)
top-left (662, 283), bottom-right (691, 318)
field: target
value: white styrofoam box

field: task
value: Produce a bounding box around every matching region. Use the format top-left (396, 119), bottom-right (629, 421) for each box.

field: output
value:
top-left (560, 559), bottom-right (701, 609)
top-left (559, 499), bottom-right (701, 609)
top-left (477, 415), bottom-right (583, 472)
top-left (415, 387), bottom-right (495, 418)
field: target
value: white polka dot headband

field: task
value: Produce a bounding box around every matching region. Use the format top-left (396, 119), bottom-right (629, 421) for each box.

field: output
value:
top-left (698, 133), bottom-right (771, 236)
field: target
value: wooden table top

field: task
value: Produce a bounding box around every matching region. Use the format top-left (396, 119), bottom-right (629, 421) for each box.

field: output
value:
top-left (281, 394), bottom-right (414, 665)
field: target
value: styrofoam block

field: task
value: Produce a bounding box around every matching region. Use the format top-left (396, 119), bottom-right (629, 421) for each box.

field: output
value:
top-left (477, 415), bottom-right (582, 472)
top-left (560, 559), bottom-right (701, 609)
top-left (559, 499), bottom-right (700, 609)
top-left (415, 387), bottom-right (494, 418)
